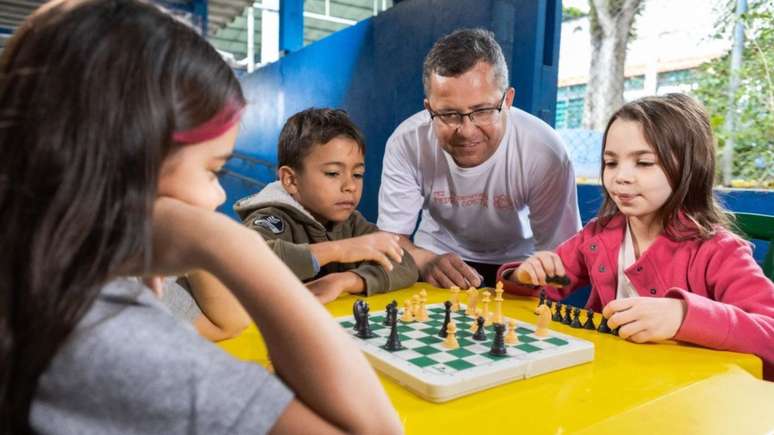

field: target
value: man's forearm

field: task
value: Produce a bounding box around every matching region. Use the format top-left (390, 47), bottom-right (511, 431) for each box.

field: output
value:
top-left (394, 234), bottom-right (435, 274)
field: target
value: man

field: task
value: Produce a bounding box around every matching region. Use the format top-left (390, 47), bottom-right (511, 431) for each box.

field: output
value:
top-left (377, 28), bottom-right (581, 289)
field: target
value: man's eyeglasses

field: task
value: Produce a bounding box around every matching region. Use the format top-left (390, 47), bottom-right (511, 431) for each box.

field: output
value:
top-left (428, 92), bottom-right (507, 127)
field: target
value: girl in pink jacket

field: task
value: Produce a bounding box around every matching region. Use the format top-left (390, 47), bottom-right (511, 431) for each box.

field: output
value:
top-left (498, 94), bottom-right (774, 380)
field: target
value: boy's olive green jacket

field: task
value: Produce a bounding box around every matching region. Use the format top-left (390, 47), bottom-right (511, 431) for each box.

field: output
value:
top-left (234, 181), bottom-right (418, 295)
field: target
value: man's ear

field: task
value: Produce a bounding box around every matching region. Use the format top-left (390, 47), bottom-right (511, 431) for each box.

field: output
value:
top-left (278, 165), bottom-right (299, 195)
top-left (423, 98), bottom-right (431, 112)
top-left (504, 87), bottom-right (516, 109)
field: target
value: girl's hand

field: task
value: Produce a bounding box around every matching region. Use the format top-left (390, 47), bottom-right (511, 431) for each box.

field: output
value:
top-left (514, 251), bottom-right (566, 286)
top-left (603, 297), bottom-right (687, 343)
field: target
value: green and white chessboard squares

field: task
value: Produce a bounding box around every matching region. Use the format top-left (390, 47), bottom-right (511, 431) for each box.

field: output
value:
top-left (339, 306), bottom-right (570, 373)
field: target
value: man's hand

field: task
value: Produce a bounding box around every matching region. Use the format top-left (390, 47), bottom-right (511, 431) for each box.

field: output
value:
top-left (422, 253), bottom-right (481, 289)
top-left (311, 232), bottom-right (403, 272)
top-left (306, 272), bottom-right (365, 304)
top-left (603, 297), bottom-right (687, 343)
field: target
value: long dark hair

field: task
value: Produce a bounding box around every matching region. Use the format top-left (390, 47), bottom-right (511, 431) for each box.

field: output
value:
top-left (0, 1), bottom-right (244, 432)
top-left (597, 93), bottom-right (730, 239)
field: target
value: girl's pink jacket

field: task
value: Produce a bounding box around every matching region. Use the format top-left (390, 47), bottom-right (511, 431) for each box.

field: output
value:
top-left (497, 213), bottom-right (774, 380)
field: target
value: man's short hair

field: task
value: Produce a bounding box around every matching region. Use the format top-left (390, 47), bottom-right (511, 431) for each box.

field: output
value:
top-left (422, 28), bottom-right (509, 96)
top-left (277, 108), bottom-right (366, 170)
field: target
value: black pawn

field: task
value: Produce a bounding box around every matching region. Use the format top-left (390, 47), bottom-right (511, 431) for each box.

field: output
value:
top-left (489, 323), bottom-right (507, 356)
top-left (382, 305), bottom-right (404, 351)
top-left (562, 304), bottom-right (573, 325)
top-left (570, 307), bottom-right (582, 328)
top-left (472, 316), bottom-right (487, 341)
top-left (583, 309), bottom-right (596, 330)
top-left (438, 300), bottom-right (452, 338)
top-left (537, 290), bottom-right (546, 310)
top-left (612, 326), bottom-right (620, 336)
top-left (552, 303), bottom-right (563, 322)
top-left (546, 299), bottom-right (553, 310)
top-left (598, 316), bottom-right (612, 334)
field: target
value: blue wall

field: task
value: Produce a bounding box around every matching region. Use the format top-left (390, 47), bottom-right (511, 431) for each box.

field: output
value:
top-left (219, 0), bottom-right (563, 222)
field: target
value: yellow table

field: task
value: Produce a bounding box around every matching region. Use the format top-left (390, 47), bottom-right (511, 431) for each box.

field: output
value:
top-left (218, 284), bottom-right (774, 434)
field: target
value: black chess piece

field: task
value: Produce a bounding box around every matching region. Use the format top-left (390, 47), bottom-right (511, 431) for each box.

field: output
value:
top-left (354, 299), bottom-right (376, 339)
top-left (562, 304), bottom-right (573, 325)
top-left (611, 326), bottom-right (620, 336)
top-left (546, 299), bottom-right (553, 310)
top-left (547, 275), bottom-right (571, 287)
top-left (489, 323), bottom-right (507, 356)
top-left (570, 307), bottom-right (582, 328)
top-left (383, 300), bottom-right (397, 326)
top-left (552, 303), bottom-right (563, 322)
top-left (472, 316), bottom-right (487, 341)
top-left (438, 300), bottom-right (452, 338)
top-left (382, 305), bottom-right (404, 351)
top-left (537, 290), bottom-right (546, 310)
top-left (583, 309), bottom-right (596, 330)
top-left (598, 315), bottom-right (612, 334)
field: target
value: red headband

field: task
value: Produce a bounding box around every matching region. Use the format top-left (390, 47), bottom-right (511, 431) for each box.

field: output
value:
top-left (172, 100), bottom-right (245, 144)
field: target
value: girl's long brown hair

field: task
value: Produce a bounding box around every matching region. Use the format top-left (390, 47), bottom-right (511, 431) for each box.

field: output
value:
top-left (597, 93), bottom-right (730, 239)
top-left (0, 1), bottom-right (244, 432)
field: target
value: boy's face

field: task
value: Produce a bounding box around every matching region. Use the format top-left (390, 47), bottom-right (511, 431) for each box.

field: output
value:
top-left (157, 124), bottom-right (237, 210)
top-left (282, 136), bottom-right (365, 224)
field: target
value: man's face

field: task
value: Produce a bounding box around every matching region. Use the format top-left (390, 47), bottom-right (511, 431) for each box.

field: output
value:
top-left (425, 61), bottom-right (514, 168)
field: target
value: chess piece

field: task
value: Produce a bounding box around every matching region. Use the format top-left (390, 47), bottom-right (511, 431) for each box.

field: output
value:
top-left (562, 304), bottom-right (573, 325)
top-left (598, 316), bottom-right (612, 333)
top-left (438, 300), bottom-right (452, 338)
top-left (469, 308), bottom-right (482, 332)
top-left (383, 300), bottom-right (397, 326)
top-left (535, 304), bottom-right (551, 337)
top-left (504, 318), bottom-right (519, 345)
top-left (450, 286), bottom-right (461, 312)
top-left (472, 316), bottom-right (487, 341)
top-left (400, 299), bottom-right (414, 322)
top-left (583, 309), bottom-right (596, 330)
top-left (489, 323), bottom-right (507, 356)
top-left (552, 302), bottom-right (563, 322)
top-left (411, 294), bottom-right (421, 317)
top-left (442, 320), bottom-right (459, 349)
top-left (546, 275), bottom-right (571, 287)
top-left (537, 289), bottom-right (546, 309)
top-left (417, 293), bottom-right (429, 322)
top-left (382, 304), bottom-right (404, 351)
top-left (546, 299), bottom-right (553, 310)
top-left (353, 299), bottom-right (376, 339)
top-left (612, 326), bottom-right (620, 336)
top-left (481, 291), bottom-right (492, 326)
top-left (494, 287), bottom-right (504, 324)
top-left (570, 307), bottom-right (582, 328)
top-left (466, 286), bottom-right (479, 316)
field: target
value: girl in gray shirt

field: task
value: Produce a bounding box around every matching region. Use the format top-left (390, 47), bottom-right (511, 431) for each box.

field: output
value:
top-left (0, 1), bottom-right (401, 434)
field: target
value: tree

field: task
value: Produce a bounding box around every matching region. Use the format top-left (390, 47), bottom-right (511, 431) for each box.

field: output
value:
top-left (693, 0), bottom-right (773, 187)
top-left (582, 0), bottom-right (644, 130)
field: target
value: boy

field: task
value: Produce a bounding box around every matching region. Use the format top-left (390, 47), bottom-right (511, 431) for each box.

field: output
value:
top-left (235, 108), bottom-right (419, 303)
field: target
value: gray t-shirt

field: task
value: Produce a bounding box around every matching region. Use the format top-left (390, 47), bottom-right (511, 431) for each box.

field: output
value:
top-left (30, 278), bottom-right (293, 434)
top-left (160, 276), bottom-right (202, 323)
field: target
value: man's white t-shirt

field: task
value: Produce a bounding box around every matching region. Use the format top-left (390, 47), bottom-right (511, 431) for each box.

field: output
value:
top-left (377, 107), bottom-right (581, 264)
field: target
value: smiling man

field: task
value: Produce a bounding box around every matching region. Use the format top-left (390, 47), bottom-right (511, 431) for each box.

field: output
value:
top-left (377, 28), bottom-right (581, 289)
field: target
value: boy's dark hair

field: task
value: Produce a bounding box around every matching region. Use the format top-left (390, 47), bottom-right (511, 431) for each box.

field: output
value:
top-left (0, 0), bottom-right (244, 431)
top-left (598, 93), bottom-right (730, 239)
top-left (278, 108), bottom-right (365, 170)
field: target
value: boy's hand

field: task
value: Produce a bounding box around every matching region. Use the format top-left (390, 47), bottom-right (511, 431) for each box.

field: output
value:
top-left (306, 272), bottom-right (365, 304)
top-left (334, 232), bottom-right (404, 271)
top-left (514, 251), bottom-right (566, 286)
top-left (603, 297), bottom-right (687, 343)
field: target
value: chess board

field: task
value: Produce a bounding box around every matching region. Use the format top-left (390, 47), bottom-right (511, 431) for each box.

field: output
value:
top-left (337, 303), bottom-right (594, 402)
